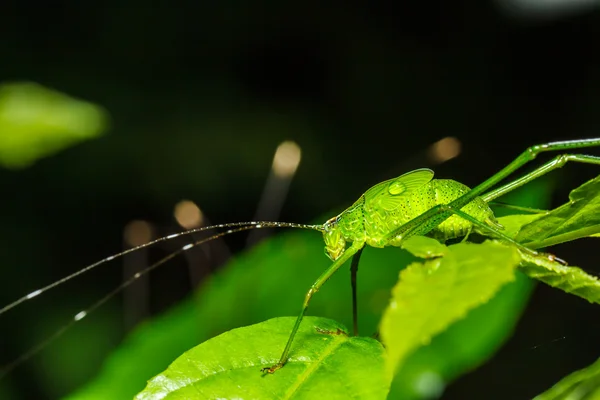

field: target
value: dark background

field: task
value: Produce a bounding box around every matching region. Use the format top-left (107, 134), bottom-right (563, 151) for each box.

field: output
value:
top-left (1, 1), bottom-right (600, 399)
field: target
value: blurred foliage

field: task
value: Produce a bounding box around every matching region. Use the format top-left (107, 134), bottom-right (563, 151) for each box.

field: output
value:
top-left (0, 82), bottom-right (108, 168)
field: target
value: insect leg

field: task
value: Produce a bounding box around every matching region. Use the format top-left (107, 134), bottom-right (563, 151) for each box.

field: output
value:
top-left (350, 248), bottom-right (364, 336)
top-left (452, 138), bottom-right (600, 212)
top-left (262, 241), bottom-right (365, 374)
top-left (488, 202), bottom-right (548, 214)
top-left (482, 154), bottom-right (600, 202)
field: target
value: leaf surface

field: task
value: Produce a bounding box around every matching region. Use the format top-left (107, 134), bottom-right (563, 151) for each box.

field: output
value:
top-left (380, 241), bottom-right (521, 376)
top-left (136, 317), bottom-right (389, 400)
top-left (515, 175), bottom-right (600, 248)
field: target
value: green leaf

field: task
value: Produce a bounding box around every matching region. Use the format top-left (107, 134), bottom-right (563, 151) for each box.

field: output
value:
top-left (401, 236), bottom-right (448, 259)
top-left (515, 175), bottom-right (600, 248)
top-left (135, 317), bottom-right (389, 400)
top-left (518, 251), bottom-right (600, 304)
top-left (534, 356), bottom-right (600, 400)
top-left (0, 81), bottom-right (108, 169)
top-left (380, 241), bottom-right (521, 376)
top-left (389, 270), bottom-right (533, 399)
top-left (496, 213), bottom-right (546, 240)
top-left (493, 177), bottom-right (600, 305)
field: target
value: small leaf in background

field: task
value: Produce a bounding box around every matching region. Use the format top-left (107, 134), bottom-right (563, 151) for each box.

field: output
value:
top-left (518, 250), bottom-right (600, 305)
top-left (515, 175), bottom-right (600, 248)
top-left (135, 317), bottom-right (390, 400)
top-left (380, 240), bottom-right (521, 376)
top-left (0, 81), bottom-right (108, 169)
top-left (534, 356), bottom-right (600, 400)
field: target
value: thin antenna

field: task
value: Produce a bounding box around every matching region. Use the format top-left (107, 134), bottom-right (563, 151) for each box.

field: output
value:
top-left (0, 221), bottom-right (323, 378)
top-left (0, 221), bottom-right (323, 317)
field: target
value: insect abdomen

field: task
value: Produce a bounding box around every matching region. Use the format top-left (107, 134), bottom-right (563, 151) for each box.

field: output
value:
top-left (408, 179), bottom-right (496, 241)
top-left (431, 179), bottom-right (494, 240)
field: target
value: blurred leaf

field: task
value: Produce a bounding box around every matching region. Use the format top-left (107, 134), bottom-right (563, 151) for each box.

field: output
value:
top-left (519, 251), bottom-right (600, 304)
top-left (136, 317), bottom-right (390, 400)
top-left (380, 241), bottom-right (521, 377)
top-left (515, 175), bottom-right (600, 248)
top-left (0, 81), bottom-right (108, 168)
top-left (534, 356), bottom-right (600, 400)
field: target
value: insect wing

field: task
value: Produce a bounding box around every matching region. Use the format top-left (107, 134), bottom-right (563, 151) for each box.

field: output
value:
top-left (365, 168), bottom-right (434, 212)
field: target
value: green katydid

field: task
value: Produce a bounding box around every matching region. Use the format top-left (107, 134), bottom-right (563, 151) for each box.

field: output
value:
top-left (261, 138), bottom-right (600, 373)
top-left (1, 138), bottom-right (600, 379)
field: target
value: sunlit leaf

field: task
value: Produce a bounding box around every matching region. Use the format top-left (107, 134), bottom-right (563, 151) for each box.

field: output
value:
top-left (380, 241), bottom-right (521, 376)
top-left (0, 81), bottom-right (108, 168)
top-left (534, 356), bottom-right (600, 400)
top-left (136, 317), bottom-right (390, 400)
top-left (515, 175), bottom-right (600, 248)
top-left (492, 177), bottom-right (600, 305)
top-left (518, 251), bottom-right (600, 304)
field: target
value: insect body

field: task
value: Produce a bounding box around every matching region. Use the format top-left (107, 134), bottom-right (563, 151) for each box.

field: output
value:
top-left (323, 171), bottom-right (499, 261)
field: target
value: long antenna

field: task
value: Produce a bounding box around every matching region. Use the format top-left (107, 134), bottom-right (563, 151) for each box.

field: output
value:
top-left (0, 221), bottom-right (323, 378)
top-left (0, 221), bottom-right (323, 317)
